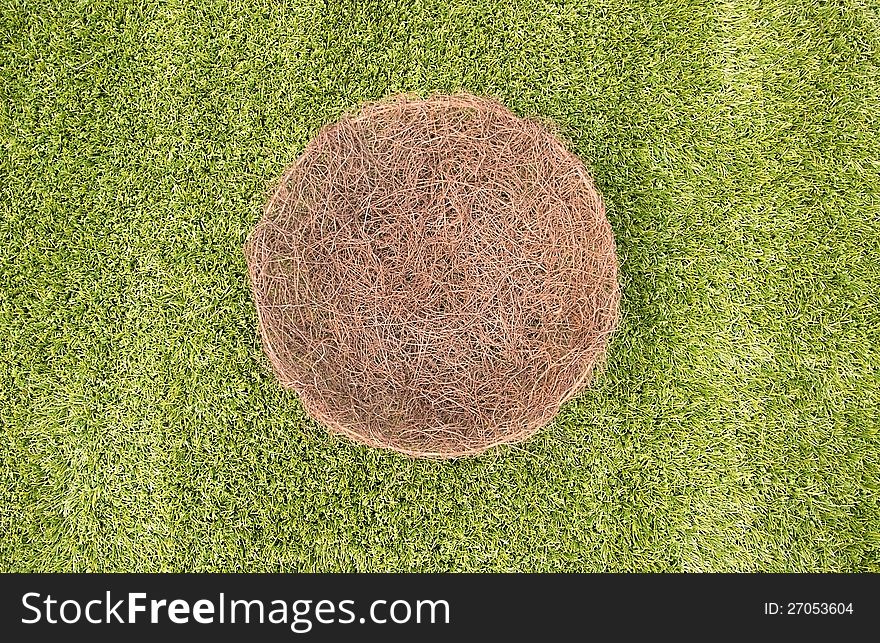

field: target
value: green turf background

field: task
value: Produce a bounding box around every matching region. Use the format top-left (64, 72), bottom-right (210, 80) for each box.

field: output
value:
top-left (2, 0), bottom-right (878, 571)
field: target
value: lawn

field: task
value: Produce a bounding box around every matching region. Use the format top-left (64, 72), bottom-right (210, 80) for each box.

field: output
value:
top-left (1, 0), bottom-right (878, 572)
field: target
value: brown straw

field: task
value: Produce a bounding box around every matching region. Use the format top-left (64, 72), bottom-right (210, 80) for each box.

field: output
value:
top-left (245, 93), bottom-right (620, 458)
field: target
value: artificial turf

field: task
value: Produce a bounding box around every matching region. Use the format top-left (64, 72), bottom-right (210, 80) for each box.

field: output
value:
top-left (1, 0), bottom-right (878, 571)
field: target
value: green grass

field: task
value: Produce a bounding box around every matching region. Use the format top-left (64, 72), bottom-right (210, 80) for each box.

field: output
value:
top-left (1, 0), bottom-right (879, 572)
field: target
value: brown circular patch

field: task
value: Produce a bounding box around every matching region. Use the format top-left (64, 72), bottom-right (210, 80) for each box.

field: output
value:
top-left (245, 94), bottom-right (620, 457)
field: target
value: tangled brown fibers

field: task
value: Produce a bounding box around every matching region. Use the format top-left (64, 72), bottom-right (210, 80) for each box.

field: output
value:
top-left (245, 94), bottom-right (620, 458)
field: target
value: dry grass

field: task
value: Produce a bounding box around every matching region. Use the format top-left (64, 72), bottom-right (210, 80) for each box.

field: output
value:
top-left (246, 94), bottom-right (619, 457)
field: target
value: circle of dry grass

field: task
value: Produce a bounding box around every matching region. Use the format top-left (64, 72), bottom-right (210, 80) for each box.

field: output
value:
top-left (245, 93), bottom-right (620, 458)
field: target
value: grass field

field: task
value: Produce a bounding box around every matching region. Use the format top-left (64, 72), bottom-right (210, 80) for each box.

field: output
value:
top-left (2, 0), bottom-right (879, 572)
